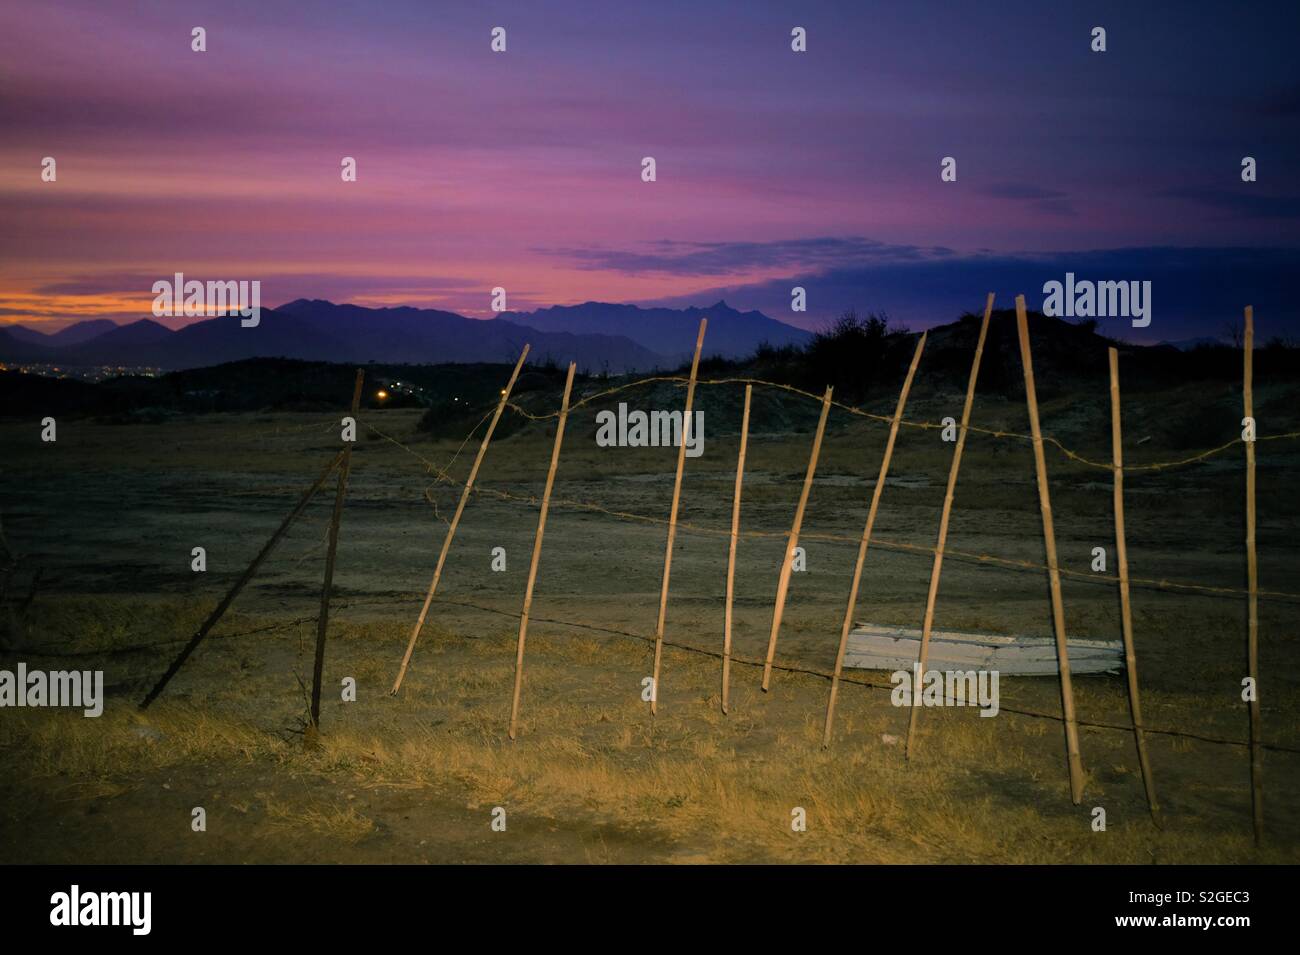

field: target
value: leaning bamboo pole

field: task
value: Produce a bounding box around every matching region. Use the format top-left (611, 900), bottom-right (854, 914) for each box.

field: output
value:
top-left (824, 332), bottom-right (928, 746)
top-left (391, 345), bottom-right (531, 695)
top-left (650, 318), bottom-right (708, 715)
top-left (309, 368), bottom-right (366, 734)
top-left (761, 386), bottom-right (833, 692)
top-left (721, 384), bottom-right (752, 715)
top-left (1015, 295), bottom-right (1085, 804)
top-left (1243, 305), bottom-right (1264, 844)
top-left (905, 294), bottom-right (993, 758)
top-left (1108, 346), bottom-right (1161, 824)
top-left (508, 362), bottom-right (577, 740)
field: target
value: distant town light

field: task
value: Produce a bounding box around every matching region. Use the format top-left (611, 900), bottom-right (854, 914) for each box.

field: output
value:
top-left (377, 389), bottom-right (388, 400)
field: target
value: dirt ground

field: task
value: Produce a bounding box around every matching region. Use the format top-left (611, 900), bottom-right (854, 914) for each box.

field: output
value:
top-left (1, 378), bottom-right (1298, 863)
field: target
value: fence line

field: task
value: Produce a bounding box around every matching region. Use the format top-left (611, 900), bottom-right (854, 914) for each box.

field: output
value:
top-left (368, 590), bottom-right (1300, 758)
top-left (374, 299), bottom-right (1279, 824)
top-left (360, 419), bottom-right (1300, 605)
top-left (26, 587), bottom-right (1300, 758)
top-left (498, 373), bottom-right (1300, 474)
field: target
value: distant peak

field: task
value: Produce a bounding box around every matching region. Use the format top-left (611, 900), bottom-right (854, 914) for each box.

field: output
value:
top-left (279, 297), bottom-right (337, 310)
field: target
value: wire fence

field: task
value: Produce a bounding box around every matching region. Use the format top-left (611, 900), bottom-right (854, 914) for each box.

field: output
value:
top-left (500, 373), bottom-right (1300, 472)
top-left (44, 342), bottom-right (1288, 836)
top-left (20, 590), bottom-right (1297, 757)
top-left (359, 375), bottom-right (1300, 606)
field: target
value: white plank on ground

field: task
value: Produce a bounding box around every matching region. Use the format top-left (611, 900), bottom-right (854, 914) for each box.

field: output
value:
top-left (844, 623), bottom-right (1122, 675)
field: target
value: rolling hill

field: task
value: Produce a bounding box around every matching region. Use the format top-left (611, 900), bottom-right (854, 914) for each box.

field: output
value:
top-left (0, 299), bottom-right (811, 373)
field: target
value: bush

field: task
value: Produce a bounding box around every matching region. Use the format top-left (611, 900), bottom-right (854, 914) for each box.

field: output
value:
top-left (803, 309), bottom-right (904, 405)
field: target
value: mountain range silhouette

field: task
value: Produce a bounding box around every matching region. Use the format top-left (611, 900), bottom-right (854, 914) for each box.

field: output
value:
top-left (0, 299), bottom-right (812, 373)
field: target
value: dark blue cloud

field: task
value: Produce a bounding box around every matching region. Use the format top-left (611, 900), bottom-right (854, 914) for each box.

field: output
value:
top-left (1160, 188), bottom-right (1300, 220)
top-left (540, 237), bottom-right (956, 276)
top-left (640, 245), bottom-right (1299, 343)
top-left (980, 183), bottom-right (1077, 216)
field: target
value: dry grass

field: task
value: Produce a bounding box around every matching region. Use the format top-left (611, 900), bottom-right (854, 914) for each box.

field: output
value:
top-left (3, 613), bottom-right (1288, 864)
top-left (2, 406), bottom-right (1297, 863)
top-left (263, 799), bottom-right (376, 844)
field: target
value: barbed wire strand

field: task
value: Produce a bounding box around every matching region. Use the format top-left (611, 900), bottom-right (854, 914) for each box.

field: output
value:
top-left (360, 419), bottom-right (1300, 605)
top-left (499, 374), bottom-right (1300, 473)
top-left (17, 593), bottom-right (1296, 757)
top-left (400, 590), bottom-right (1300, 757)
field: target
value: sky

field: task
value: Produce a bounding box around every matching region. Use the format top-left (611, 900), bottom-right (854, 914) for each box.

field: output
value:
top-left (2, 0), bottom-right (1297, 342)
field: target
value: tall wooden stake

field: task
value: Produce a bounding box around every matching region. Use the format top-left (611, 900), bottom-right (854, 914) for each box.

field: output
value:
top-left (721, 384), bottom-right (752, 715)
top-left (391, 345), bottom-right (531, 695)
top-left (1108, 347), bottom-right (1161, 824)
top-left (761, 386), bottom-right (833, 692)
top-left (905, 294), bottom-right (994, 757)
top-left (508, 362), bottom-right (577, 740)
top-left (650, 319), bottom-right (708, 715)
top-left (825, 332), bottom-right (928, 746)
top-left (1244, 305), bottom-right (1263, 844)
top-left (308, 369), bottom-right (365, 735)
top-left (139, 449), bottom-right (344, 709)
top-left (1015, 296), bottom-right (1085, 804)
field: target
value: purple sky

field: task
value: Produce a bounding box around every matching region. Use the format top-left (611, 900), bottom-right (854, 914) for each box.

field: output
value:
top-left (2, 0), bottom-right (1297, 341)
